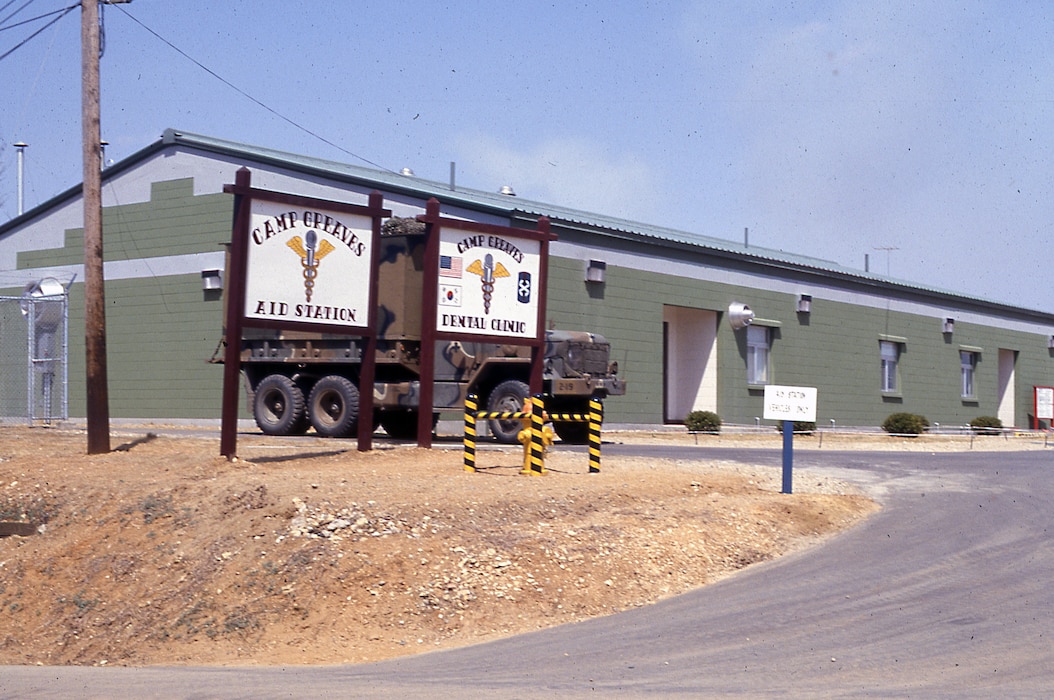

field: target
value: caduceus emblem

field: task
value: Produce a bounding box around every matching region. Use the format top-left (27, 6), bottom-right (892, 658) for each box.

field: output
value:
top-left (466, 253), bottom-right (510, 314)
top-left (286, 230), bottom-right (335, 302)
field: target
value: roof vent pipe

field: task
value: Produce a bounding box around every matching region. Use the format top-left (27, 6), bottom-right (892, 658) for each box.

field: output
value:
top-left (499, 185), bottom-right (516, 196)
top-left (14, 141), bottom-right (27, 216)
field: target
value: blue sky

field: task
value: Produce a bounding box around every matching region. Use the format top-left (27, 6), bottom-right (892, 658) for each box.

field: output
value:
top-left (1, 1), bottom-right (1052, 309)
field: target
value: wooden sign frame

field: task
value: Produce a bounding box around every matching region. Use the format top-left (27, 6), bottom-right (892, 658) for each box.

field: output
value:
top-left (414, 198), bottom-right (556, 446)
top-left (219, 168), bottom-right (390, 457)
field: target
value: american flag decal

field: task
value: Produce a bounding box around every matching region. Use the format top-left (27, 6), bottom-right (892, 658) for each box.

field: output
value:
top-left (439, 255), bottom-right (463, 278)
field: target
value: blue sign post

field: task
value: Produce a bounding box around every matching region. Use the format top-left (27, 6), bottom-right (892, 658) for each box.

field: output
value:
top-left (782, 419), bottom-right (794, 494)
top-left (763, 385), bottom-right (818, 497)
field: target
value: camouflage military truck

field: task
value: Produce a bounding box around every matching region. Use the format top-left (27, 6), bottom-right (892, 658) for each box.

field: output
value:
top-left (226, 219), bottom-right (625, 443)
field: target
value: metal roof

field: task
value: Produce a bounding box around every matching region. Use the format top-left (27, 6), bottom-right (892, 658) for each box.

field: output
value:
top-left (158, 131), bottom-right (1013, 309)
top-left (4, 128), bottom-right (1051, 322)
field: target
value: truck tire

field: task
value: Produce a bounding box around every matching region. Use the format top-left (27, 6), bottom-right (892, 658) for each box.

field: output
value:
top-left (487, 379), bottom-right (530, 444)
top-left (308, 375), bottom-right (359, 438)
top-left (550, 399), bottom-right (592, 444)
top-left (553, 419), bottom-right (590, 444)
top-left (253, 375), bottom-right (308, 435)
top-left (380, 411), bottom-right (439, 440)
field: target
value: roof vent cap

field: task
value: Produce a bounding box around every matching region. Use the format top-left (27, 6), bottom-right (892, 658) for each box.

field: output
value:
top-left (727, 302), bottom-right (754, 330)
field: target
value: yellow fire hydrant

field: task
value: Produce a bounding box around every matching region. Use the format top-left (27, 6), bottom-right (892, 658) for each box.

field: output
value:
top-left (518, 401), bottom-right (554, 474)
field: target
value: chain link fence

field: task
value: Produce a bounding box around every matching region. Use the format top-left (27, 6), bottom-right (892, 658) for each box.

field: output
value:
top-left (0, 288), bottom-right (68, 425)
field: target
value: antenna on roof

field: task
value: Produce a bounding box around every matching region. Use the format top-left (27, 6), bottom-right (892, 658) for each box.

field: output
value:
top-left (872, 246), bottom-right (899, 276)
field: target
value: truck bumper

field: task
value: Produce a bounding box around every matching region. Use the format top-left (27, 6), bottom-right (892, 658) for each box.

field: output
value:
top-left (550, 377), bottom-right (627, 397)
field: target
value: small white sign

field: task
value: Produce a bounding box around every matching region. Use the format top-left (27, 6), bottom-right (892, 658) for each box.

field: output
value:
top-left (1037, 387), bottom-right (1054, 421)
top-left (764, 384), bottom-right (818, 422)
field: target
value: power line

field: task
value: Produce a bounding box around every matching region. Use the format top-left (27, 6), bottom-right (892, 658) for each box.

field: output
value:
top-left (0, 0), bottom-right (35, 27)
top-left (110, 5), bottom-right (395, 173)
top-left (2, 3), bottom-right (396, 174)
top-left (0, 4), bottom-right (76, 32)
top-left (0, 3), bottom-right (76, 62)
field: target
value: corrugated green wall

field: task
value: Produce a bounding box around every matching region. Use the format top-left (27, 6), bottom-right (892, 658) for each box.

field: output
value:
top-left (546, 247), bottom-right (1054, 429)
top-left (62, 275), bottom-right (227, 418)
top-left (16, 179), bottom-right (234, 419)
top-left (11, 176), bottom-right (1054, 429)
top-left (546, 255), bottom-right (663, 424)
top-left (0, 299), bottom-right (31, 417)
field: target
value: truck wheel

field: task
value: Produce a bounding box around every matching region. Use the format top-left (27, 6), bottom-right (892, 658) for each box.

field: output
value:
top-left (308, 375), bottom-right (359, 438)
top-left (553, 420), bottom-right (590, 444)
top-left (253, 375), bottom-right (308, 435)
top-left (487, 379), bottom-right (530, 444)
top-left (550, 399), bottom-right (592, 444)
top-left (380, 411), bottom-right (438, 440)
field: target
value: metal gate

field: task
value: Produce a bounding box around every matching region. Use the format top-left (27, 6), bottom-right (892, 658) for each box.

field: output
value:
top-left (0, 279), bottom-right (69, 424)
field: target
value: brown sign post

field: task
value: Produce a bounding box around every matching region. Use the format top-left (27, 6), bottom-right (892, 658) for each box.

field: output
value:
top-left (415, 197), bottom-right (555, 447)
top-left (220, 168), bottom-right (389, 458)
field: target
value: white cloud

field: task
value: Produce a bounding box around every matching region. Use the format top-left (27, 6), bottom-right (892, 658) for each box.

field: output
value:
top-left (449, 132), bottom-right (664, 223)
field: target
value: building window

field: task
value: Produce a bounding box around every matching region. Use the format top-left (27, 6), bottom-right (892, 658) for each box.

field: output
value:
top-left (880, 340), bottom-right (900, 393)
top-left (961, 350), bottom-right (977, 399)
top-left (747, 325), bottom-right (770, 385)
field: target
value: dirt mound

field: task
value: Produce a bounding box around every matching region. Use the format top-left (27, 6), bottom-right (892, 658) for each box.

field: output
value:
top-left (0, 427), bottom-right (875, 667)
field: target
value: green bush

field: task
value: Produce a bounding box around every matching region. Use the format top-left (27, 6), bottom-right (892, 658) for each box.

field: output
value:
top-left (685, 410), bottom-right (721, 433)
top-left (969, 416), bottom-right (1003, 435)
top-left (881, 412), bottom-right (930, 436)
top-left (776, 421), bottom-right (816, 435)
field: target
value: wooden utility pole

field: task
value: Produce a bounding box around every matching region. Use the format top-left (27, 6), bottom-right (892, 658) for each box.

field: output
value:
top-left (82, 0), bottom-right (110, 453)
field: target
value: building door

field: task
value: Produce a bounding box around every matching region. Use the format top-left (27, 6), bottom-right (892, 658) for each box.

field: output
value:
top-left (662, 305), bottom-right (717, 423)
top-left (997, 348), bottom-right (1016, 428)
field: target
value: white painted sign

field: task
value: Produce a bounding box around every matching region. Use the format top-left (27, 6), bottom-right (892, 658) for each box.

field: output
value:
top-left (244, 200), bottom-right (374, 329)
top-left (764, 384), bottom-right (818, 422)
top-left (435, 226), bottom-right (541, 339)
top-left (1037, 387), bottom-right (1054, 420)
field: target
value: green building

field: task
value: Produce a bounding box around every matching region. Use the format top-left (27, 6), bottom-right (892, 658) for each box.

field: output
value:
top-left (2, 129), bottom-right (1052, 430)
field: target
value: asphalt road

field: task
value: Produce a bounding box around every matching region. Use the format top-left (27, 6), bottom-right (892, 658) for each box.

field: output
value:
top-left (4, 446), bottom-right (1053, 698)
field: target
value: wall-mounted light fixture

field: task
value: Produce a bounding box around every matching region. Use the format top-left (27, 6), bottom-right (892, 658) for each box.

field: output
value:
top-left (728, 302), bottom-right (754, 330)
top-left (202, 269), bottom-right (223, 291)
top-left (1048, 335), bottom-right (1054, 350)
top-left (942, 317), bottom-right (955, 334)
top-left (797, 294), bottom-right (812, 313)
top-left (585, 259), bottom-right (606, 284)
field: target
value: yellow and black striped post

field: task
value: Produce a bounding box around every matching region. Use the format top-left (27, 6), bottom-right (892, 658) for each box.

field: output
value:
top-left (529, 394), bottom-right (546, 475)
top-left (588, 397), bottom-right (603, 473)
top-left (464, 393), bottom-right (477, 472)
